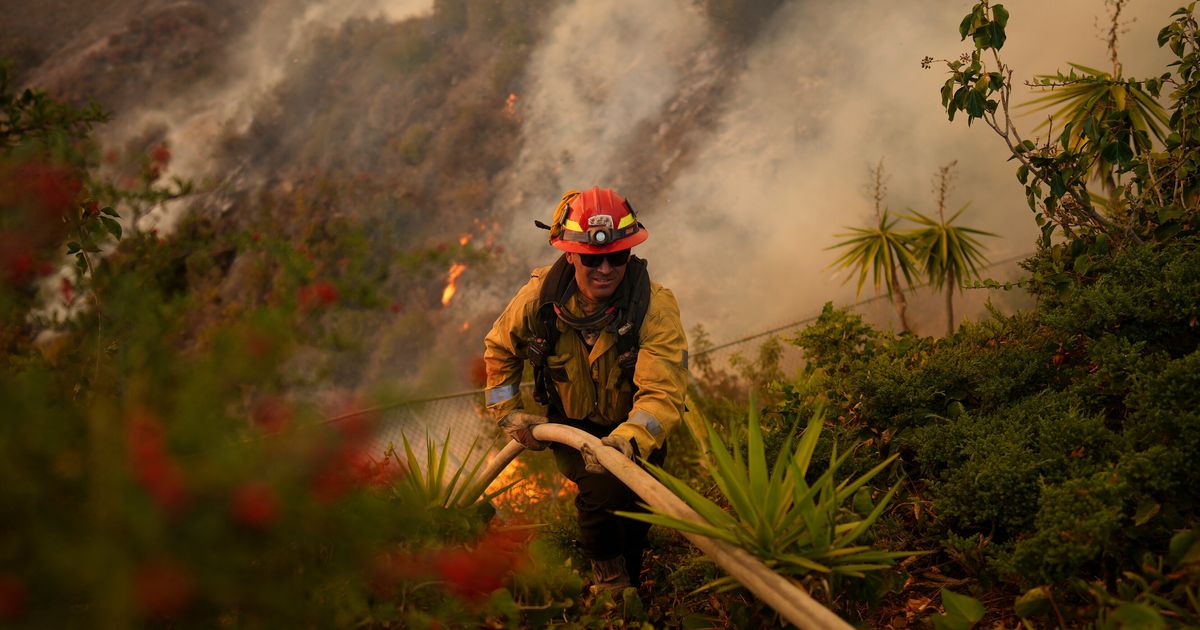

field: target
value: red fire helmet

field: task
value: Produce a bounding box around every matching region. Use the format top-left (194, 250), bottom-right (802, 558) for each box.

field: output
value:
top-left (543, 187), bottom-right (648, 254)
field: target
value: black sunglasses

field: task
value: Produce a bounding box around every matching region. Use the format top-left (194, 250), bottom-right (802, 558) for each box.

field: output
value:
top-left (577, 250), bottom-right (631, 268)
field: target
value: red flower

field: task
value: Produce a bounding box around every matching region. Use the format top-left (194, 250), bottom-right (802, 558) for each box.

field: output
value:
top-left (82, 200), bottom-right (99, 219)
top-left (0, 243), bottom-right (36, 286)
top-left (0, 575), bottom-right (27, 621)
top-left (150, 144), bottom-right (171, 166)
top-left (133, 559), bottom-right (194, 619)
top-left (435, 548), bottom-right (498, 600)
top-left (325, 396), bottom-right (378, 444)
top-left (349, 452), bottom-right (404, 488)
top-left (60, 277), bottom-right (75, 307)
top-left (230, 481), bottom-right (280, 529)
top-left (309, 459), bottom-right (352, 504)
top-left (297, 281), bottom-right (338, 310)
top-left (243, 330), bottom-right (277, 358)
top-left (0, 159), bottom-right (78, 286)
top-left (250, 396), bottom-right (291, 433)
top-left (434, 526), bottom-right (530, 602)
top-left (18, 162), bottom-right (81, 216)
top-left (126, 409), bottom-right (189, 515)
top-left (332, 412), bottom-right (375, 444)
top-left (371, 527), bottom-right (531, 603)
top-left (369, 549), bottom-right (435, 597)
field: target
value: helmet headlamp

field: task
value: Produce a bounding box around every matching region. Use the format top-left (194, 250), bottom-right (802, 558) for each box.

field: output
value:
top-left (586, 215), bottom-right (615, 247)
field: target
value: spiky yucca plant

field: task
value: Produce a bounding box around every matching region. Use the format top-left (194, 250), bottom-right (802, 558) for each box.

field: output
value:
top-left (389, 431), bottom-right (518, 511)
top-left (618, 404), bottom-right (916, 596)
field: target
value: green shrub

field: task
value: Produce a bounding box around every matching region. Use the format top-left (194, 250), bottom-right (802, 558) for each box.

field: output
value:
top-left (1006, 472), bottom-right (1129, 584)
top-left (773, 237), bottom-right (1200, 616)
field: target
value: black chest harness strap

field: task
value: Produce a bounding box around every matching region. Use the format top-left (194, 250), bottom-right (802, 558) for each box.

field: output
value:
top-left (528, 254), bottom-right (651, 419)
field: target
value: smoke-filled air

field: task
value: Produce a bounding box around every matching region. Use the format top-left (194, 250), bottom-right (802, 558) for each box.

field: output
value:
top-left (3, 0), bottom-right (1198, 626)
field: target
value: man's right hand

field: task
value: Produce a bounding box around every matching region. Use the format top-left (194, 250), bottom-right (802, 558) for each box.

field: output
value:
top-left (498, 411), bottom-right (549, 450)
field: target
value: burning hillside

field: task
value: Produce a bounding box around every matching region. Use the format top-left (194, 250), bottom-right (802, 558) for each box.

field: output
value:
top-left (1, 0), bottom-right (769, 396)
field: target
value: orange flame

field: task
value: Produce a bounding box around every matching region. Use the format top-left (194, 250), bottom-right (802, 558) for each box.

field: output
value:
top-left (487, 457), bottom-right (573, 515)
top-left (503, 93), bottom-right (520, 121)
top-left (459, 233), bottom-right (472, 247)
top-left (461, 321), bottom-right (470, 332)
top-left (441, 262), bottom-right (468, 306)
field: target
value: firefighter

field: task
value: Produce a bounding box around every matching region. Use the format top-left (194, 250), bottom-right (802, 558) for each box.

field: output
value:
top-left (483, 186), bottom-right (688, 594)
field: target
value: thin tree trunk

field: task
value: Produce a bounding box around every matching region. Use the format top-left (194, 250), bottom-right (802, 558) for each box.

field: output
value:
top-left (945, 283), bottom-right (955, 336)
top-left (890, 268), bottom-right (911, 333)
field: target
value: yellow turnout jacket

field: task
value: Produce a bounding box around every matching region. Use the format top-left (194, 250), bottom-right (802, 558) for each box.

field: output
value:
top-left (483, 264), bottom-right (688, 455)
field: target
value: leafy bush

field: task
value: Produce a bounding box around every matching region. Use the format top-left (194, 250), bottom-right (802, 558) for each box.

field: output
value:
top-left (778, 236), bottom-right (1200, 621)
top-left (0, 63), bottom-right (570, 629)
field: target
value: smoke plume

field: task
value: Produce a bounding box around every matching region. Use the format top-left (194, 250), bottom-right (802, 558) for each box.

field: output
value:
top-left (498, 0), bottom-right (1178, 340)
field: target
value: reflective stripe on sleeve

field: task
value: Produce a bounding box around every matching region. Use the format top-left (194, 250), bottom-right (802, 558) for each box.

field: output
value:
top-left (486, 383), bottom-right (520, 406)
top-left (628, 409), bottom-right (663, 438)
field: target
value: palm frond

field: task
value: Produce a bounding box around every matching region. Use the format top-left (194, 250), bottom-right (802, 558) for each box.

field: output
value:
top-left (904, 206), bottom-right (995, 292)
top-left (828, 210), bottom-right (918, 298)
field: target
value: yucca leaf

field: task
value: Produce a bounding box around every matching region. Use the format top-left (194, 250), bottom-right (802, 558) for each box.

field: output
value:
top-left (829, 210), bottom-right (918, 298)
top-left (826, 549), bottom-right (925, 563)
top-left (642, 460), bottom-right (742, 531)
top-left (835, 453), bottom-right (899, 504)
top-left (424, 432), bottom-right (439, 497)
top-left (704, 423), bottom-right (758, 524)
top-left (793, 478), bottom-right (825, 551)
top-left (837, 478), bottom-right (904, 547)
top-left (401, 433), bottom-right (425, 491)
top-left (616, 510), bottom-right (742, 545)
top-left (833, 521), bottom-right (860, 537)
top-left (1067, 62), bottom-right (1109, 76)
top-left (747, 400), bottom-right (768, 507)
top-left (831, 563), bottom-right (895, 574)
top-left (432, 429), bottom-right (451, 500)
top-left (765, 431), bottom-right (799, 533)
top-left (691, 575), bottom-right (741, 595)
top-left (482, 479), bottom-right (524, 503)
top-left (447, 435), bottom-right (489, 507)
top-left (793, 412), bottom-right (823, 475)
top-left (778, 553), bottom-right (833, 574)
top-left (816, 545), bottom-right (873, 558)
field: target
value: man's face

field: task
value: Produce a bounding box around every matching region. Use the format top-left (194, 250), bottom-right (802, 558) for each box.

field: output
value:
top-left (567, 251), bottom-right (629, 303)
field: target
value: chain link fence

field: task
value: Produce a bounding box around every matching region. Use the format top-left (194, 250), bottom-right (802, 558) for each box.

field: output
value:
top-left (690, 252), bottom-right (1034, 380)
top-left (351, 253), bottom-right (1034, 465)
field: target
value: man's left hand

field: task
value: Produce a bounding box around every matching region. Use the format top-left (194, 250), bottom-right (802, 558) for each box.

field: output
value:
top-left (582, 435), bottom-right (637, 474)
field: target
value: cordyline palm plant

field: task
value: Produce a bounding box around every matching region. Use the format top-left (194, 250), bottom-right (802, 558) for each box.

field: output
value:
top-left (1022, 62), bottom-right (1170, 191)
top-left (830, 160), bottom-right (918, 333)
top-left (829, 211), bottom-right (918, 333)
top-left (618, 403), bottom-right (916, 597)
top-left (906, 162), bottom-right (995, 335)
top-left (907, 206), bottom-right (993, 335)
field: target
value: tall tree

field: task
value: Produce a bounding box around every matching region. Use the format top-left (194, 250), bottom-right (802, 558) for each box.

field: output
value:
top-left (906, 162), bottom-right (995, 335)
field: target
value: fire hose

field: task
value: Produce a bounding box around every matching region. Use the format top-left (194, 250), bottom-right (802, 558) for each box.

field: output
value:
top-left (466, 423), bottom-right (854, 630)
